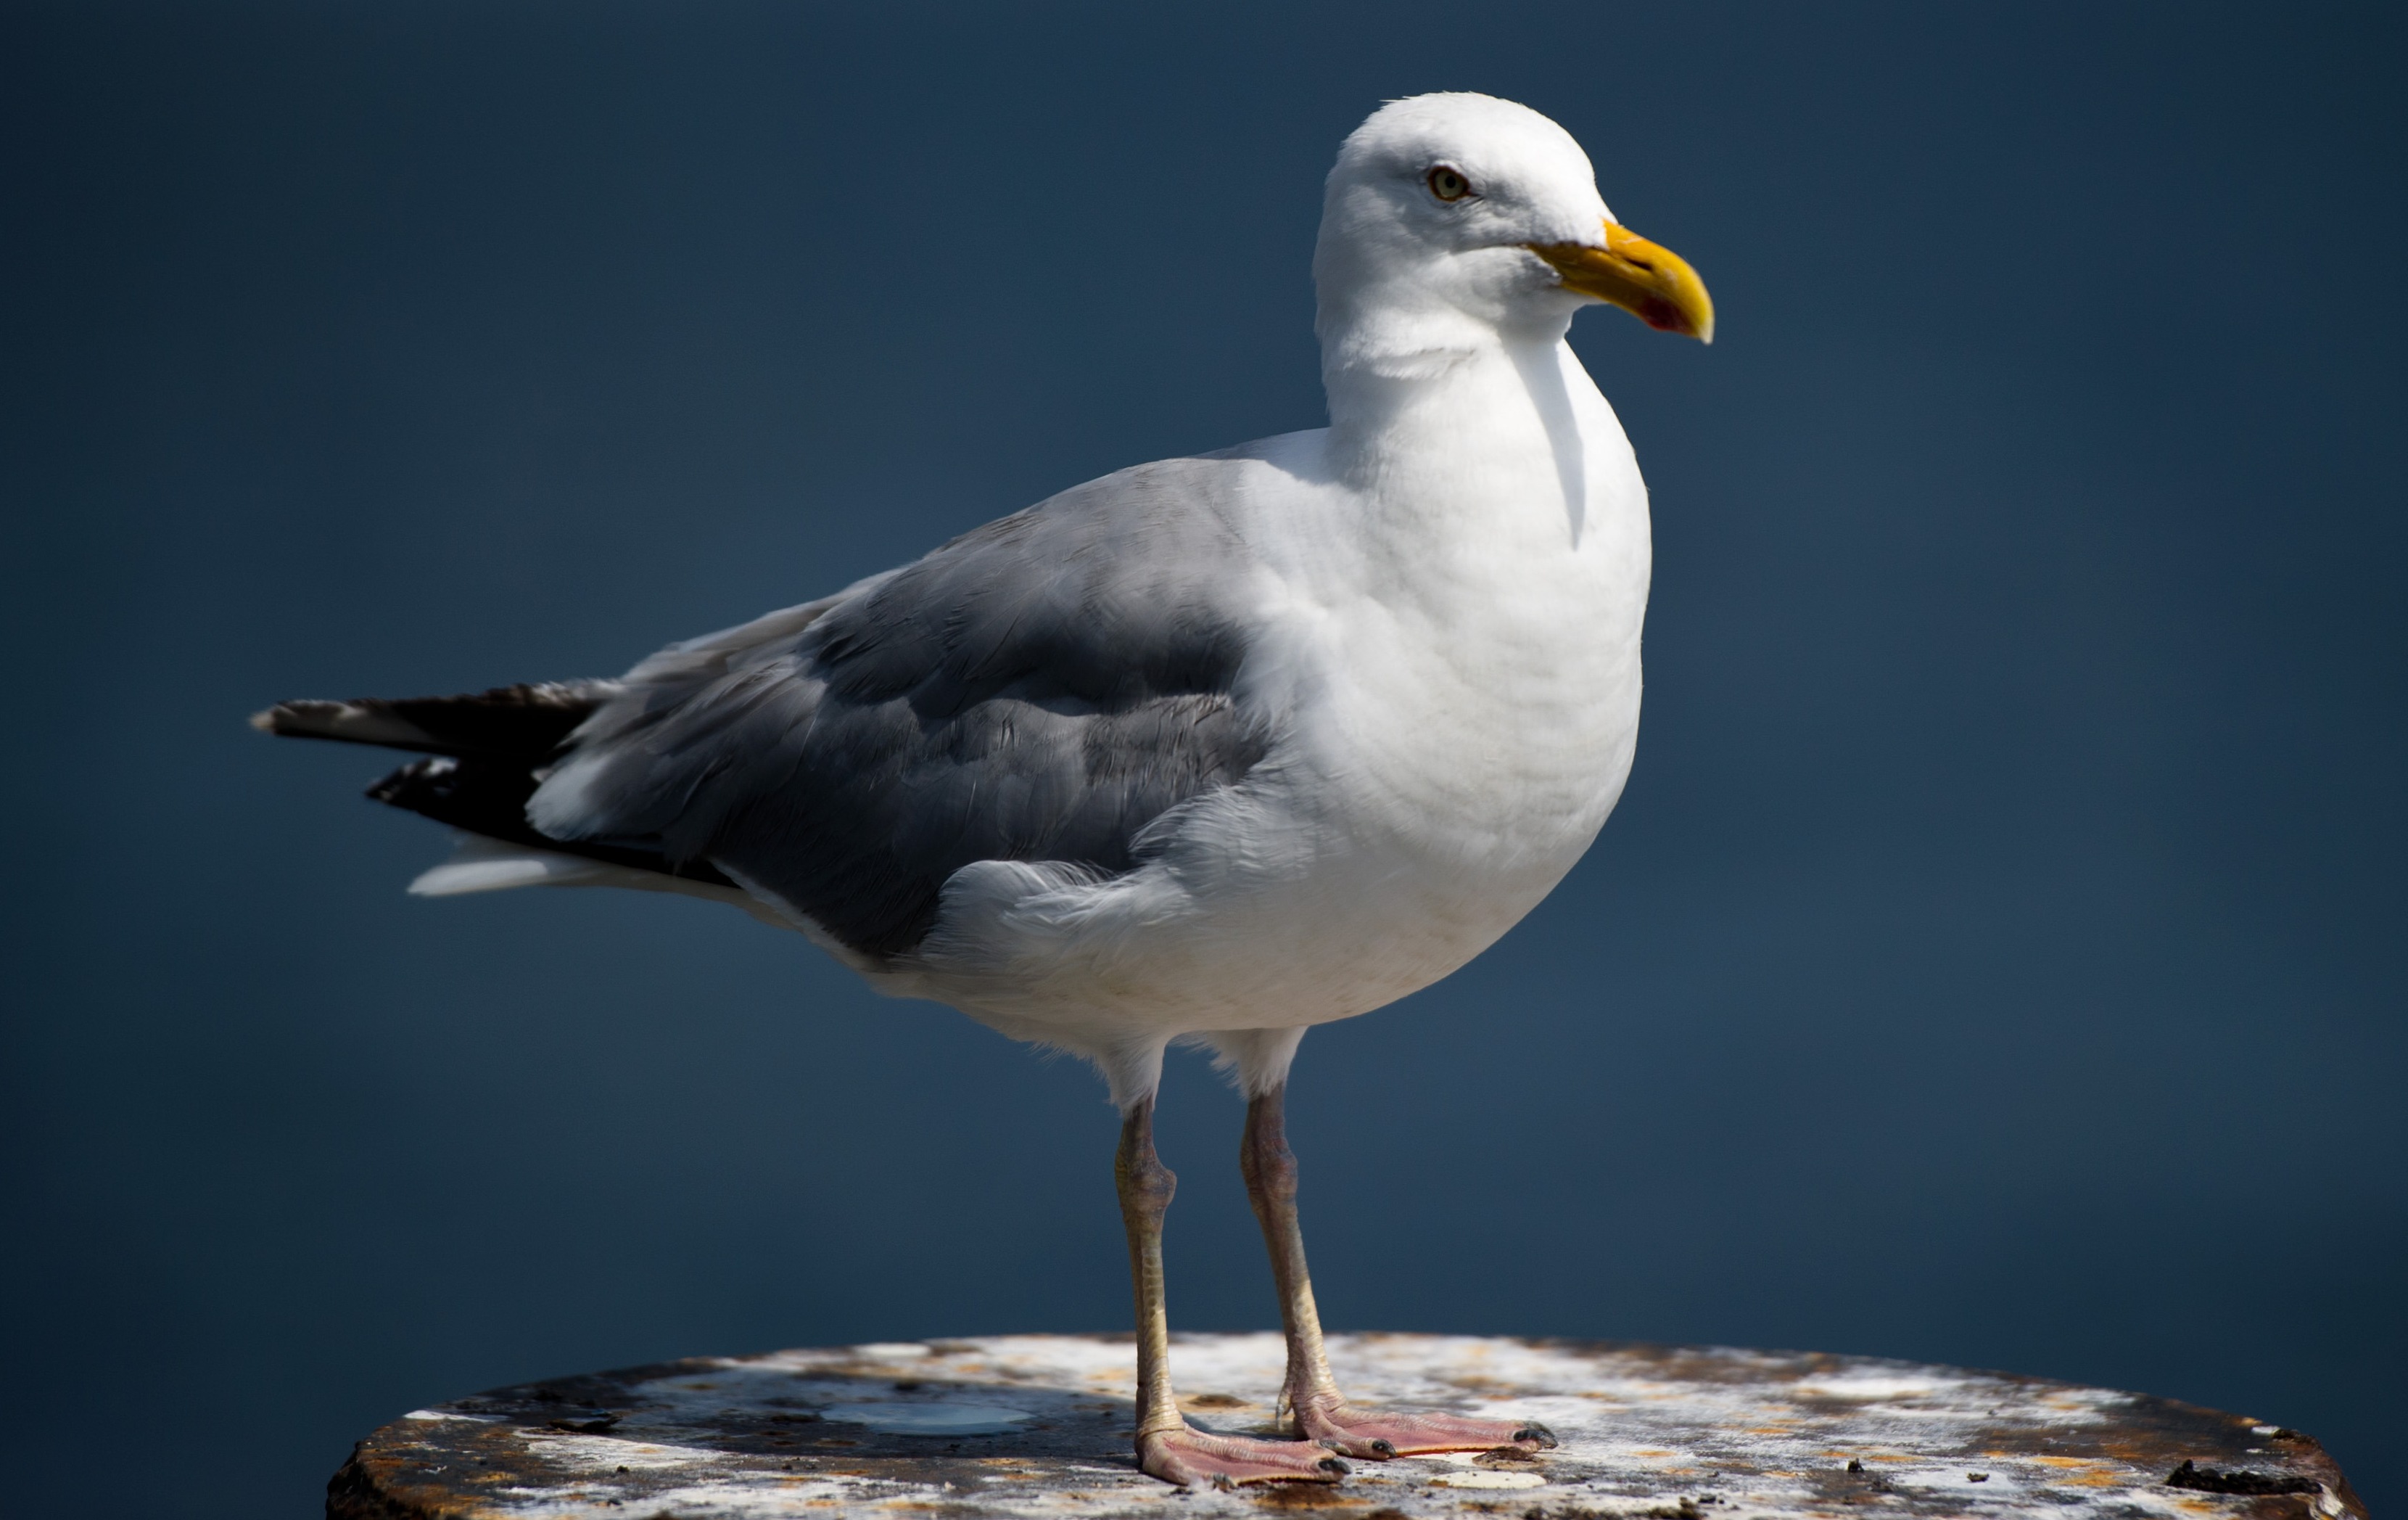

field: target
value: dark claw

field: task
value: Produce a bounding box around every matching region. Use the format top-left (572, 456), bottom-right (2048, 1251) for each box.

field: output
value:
top-left (1318, 1457), bottom-right (1351, 1476)
top-left (1211, 1473), bottom-right (1235, 1492)
top-left (1368, 1439), bottom-right (1397, 1458)
top-left (1517, 1424), bottom-right (1559, 1450)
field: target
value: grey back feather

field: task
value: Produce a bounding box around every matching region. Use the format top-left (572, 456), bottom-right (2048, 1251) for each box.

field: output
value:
top-left (535, 459), bottom-right (1273, 961)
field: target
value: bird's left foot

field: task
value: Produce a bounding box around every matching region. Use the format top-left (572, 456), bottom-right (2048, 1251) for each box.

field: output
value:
top-left (1292, 1399), bottom-right (1556, 1460)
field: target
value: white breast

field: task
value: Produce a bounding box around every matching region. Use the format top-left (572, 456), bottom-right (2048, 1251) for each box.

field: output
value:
top-left (892, 339), bottom-right (1651, 1049)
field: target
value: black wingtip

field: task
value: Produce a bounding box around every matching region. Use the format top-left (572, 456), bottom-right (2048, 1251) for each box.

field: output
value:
top-left (251, 697), bottom-right (440, 749)
top-left (250, 683), bottom-right (606, 757)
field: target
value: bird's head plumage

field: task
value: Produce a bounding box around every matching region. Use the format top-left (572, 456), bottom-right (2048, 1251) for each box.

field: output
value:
top-left (1315, 92), bottom-right (1712, 373)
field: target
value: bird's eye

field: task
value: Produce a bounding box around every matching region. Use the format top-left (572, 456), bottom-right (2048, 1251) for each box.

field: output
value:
top-left (1427, 165), bottom-right (1472, 202)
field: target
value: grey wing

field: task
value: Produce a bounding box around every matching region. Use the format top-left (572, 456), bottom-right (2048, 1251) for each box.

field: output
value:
top-left (528, 460), bottom-right (1272, 961)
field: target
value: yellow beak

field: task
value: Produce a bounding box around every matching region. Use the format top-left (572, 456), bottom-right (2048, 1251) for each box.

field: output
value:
top-left (1525, 221), bottom-right (1715, 343)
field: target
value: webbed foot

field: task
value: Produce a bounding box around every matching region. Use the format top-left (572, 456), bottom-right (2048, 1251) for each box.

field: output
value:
top-left (1295, 1401), bottom-right (1556, 1460)
top-left (1139, 1423), bottom-right (1351, 1488)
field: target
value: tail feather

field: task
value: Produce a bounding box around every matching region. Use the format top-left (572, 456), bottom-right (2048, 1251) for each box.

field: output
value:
top-left (410, 834), bottom-right (623, 896)
top-left (408, 834), bottom-right (801, 935)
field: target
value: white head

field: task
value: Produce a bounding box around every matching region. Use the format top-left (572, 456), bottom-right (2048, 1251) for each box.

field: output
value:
top-left (1314, 93), bottom-right (1712, 377)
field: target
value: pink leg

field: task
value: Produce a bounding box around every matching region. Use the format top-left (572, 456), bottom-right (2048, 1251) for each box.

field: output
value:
top-left (1117, 1098), bottom-right (1349, 1487)
top-left (1241, 1085), bottom-right (1558, 1461)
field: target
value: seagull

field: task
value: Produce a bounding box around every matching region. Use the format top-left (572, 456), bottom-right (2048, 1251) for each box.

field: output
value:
top-left (257, 91), bottom-right (1712, 1488)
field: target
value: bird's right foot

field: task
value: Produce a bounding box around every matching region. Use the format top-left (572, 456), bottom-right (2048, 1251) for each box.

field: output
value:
top-left (1292, 1397), bottom-right (1556, 1459)
top-left (1139, 1424), bottom-right (1350, 1488)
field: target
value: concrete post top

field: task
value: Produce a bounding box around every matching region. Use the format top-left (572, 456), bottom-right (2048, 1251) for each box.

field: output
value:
top-left (330, 1332), bottom-right (2362, 1519)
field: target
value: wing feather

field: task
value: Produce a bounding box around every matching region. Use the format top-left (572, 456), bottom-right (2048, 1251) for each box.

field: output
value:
top-left (531, 460), bottom-right (1272, 960)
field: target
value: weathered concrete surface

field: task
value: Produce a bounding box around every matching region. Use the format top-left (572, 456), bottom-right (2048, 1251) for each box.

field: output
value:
top-left (328, 1333), bottom-right (2364, 1520)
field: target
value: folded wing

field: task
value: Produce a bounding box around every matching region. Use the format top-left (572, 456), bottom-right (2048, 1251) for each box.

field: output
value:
top-left (265, 459), bottom-right (1275, 964)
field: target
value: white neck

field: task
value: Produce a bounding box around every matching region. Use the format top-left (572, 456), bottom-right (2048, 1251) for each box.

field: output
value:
top-left (1315, 303), bottom-right (1607, 546)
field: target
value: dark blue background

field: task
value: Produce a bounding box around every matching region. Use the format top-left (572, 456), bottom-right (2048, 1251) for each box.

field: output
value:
top-left (5, 3), bottom-right (2401, 1513)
